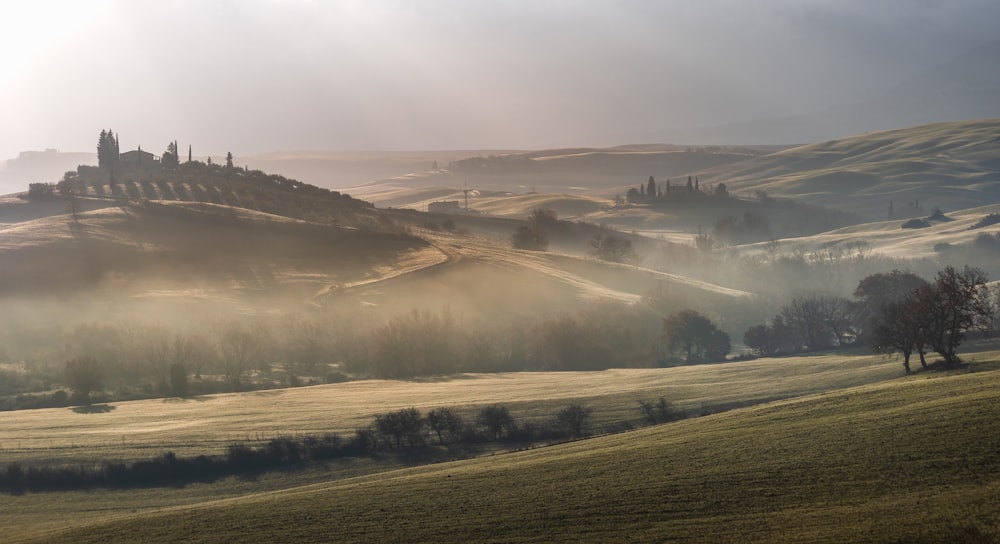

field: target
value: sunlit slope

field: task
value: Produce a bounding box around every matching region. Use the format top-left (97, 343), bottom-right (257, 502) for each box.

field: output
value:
top-left (37, 367), bottom-right (1000, 544)
top-left (350, 185), bottom-right (610, 220)
top-left (0, 348), bottom-right (916, 467)
top-left (704, 119), bottom-right (1000, 218)
top-left (739, 202), bottom-right (1000, 259)
top-left (316, 228), bottom-right (751, 315)
top-left (0, 201), bottom-right (436, 296)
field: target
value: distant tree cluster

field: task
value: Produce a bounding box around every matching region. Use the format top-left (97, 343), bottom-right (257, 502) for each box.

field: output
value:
top-left (624, 175), bottom-right (719, 205)
top-left (511, 208), bottom-right (556, 251)
top-left (711, 211), bottom-right (772, 246)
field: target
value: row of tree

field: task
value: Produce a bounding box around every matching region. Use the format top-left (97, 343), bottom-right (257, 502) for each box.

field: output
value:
top-left (743, 266), bottom-right (994, 372)
top-left (623, 175), bottom-right (727, 204)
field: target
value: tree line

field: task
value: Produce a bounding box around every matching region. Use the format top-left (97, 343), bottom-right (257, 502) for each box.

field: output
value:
top-left (743, 266), bottom-right (995, 372)
top-left (0, 399), bottom-right (690, 492)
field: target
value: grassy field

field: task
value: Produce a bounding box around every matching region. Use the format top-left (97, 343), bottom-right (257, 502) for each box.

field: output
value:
top-left (15, 356), bottom-right (1000, 543)
top-left (2, 345), bottom-right (965, 542)
top-left (0, 349), bottom-right (912, 467)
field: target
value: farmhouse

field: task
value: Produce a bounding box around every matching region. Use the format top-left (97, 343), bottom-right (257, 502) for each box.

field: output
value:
top-left (119, 148), bottom-right (159, 166)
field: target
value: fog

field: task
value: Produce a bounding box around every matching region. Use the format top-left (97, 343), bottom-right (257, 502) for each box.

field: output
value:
top-left (3, 0), bottom-right (1000, 159)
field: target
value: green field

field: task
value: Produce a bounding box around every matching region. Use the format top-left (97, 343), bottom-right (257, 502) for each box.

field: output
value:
top-left (4, 345), bottom-right (1000, 543)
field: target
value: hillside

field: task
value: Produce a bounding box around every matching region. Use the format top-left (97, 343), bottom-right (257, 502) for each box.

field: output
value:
top-left (697, 119), bottom-right (1000, 219)
top-left (20, 359), bottom-right (1000, 543)
top-left (352, 145), bottom-right (772, 199)
top-left (356, 121), bottom-right (1000, 236)
top-left (0, 200), bottom-right (435, 299)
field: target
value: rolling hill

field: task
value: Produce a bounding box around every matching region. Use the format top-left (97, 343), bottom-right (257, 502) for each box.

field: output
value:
top-left (354, 120), bottom-right (1000, 241)
top-left (698, 119), bottom-right (1000, 219)
top-left (14, 355), bottom-right (1000, 543)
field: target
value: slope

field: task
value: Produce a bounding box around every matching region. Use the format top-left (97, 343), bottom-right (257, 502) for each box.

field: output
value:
top-left (699, 119), bottom-right (1000, 219)
top-left (30, 363), bottom-right (1000, 543)
top-left (0, 201), bottom-right (436, 299)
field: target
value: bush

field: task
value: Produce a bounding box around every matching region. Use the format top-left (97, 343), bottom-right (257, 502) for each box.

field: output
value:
top-left (970, 213), bottom-right (1000, 230)
top-left (638, 397), bottom-right (679, 424)
top-left (901, 219), bottom-right (930, 229)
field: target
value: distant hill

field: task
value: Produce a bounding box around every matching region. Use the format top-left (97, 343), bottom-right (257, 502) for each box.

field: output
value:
top-left (356, 145), bottom-right (773, 197)
top-left (0, 150), bottom-right (95, 195)
top-left (696, 119), bottom-right (1000, 219)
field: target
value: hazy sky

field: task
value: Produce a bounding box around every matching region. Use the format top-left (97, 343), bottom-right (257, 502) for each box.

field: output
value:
top-left (2, 0), bottom-right (998, 159)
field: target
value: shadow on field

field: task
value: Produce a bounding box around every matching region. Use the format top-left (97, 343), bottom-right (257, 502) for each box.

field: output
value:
top-left (71, 404), bottom-right (115, 414)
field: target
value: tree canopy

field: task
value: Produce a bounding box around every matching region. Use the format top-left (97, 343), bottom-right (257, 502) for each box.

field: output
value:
top-left (662, 310), bottom-right (730, 364)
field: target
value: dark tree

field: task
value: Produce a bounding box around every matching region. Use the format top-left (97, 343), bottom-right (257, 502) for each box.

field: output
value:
top-left (374, 408), bottom-right (425, 449)
top-left (27, 183), bottom-right (56, 199)
top-left (426, 407), bottom-right (464, 445)
top-left (556, 403), bottom-right (593, 437)
top-left (626, 187), bottom-right (641, 203)
top-left (743, 314), bottom-right (796, 357)
top-left (64, 356), bottom-right (103, 405)
top-left (871, 297), bottom-right (928, 373)
top-left (781, 295), bottom-right (854, 351)
top-left (169, 362), bottom-right (188, 397)
top-left (591, 234), bottom-right (634, 263)
top-left (646, 176), bottom-right (656, 201)
top-left (477, 405), bottom-right (516, 440)
top-left (511, 208), bottom-right (556, 251)
top-left (638, 397), bottom-right (676, 424)
top-left (162, 142), bottom-right (179, 168)
top-left (226, 151), bottom-right (234, 169)
top-left (922, 266), bottom-right (993, 366)
top-left (97, 129), bottom-right (119, 170)
top-left (854, 270), bottom-right (928, 341)
top-left (662, 310), bottom-right (730, 363)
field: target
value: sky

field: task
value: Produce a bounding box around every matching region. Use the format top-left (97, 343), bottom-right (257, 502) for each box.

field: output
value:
top-left (2, 0), bottom-right (999, 159)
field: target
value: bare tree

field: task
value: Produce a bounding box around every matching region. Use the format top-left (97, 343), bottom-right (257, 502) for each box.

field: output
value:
top-left (556, 404), bottom-right (593, 437)
top-left (374, 408), bottom-right (425, 449)
top-left (477, 405), bottom-right (516, 440)
top-left (64, 356), bottom-right (103, 405)
top-left (921, 266), bottom-right (993, 367)
top-left (426, 407), bottom-right (464, 445)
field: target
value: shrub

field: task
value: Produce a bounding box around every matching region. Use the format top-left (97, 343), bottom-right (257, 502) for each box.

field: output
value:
top-left (970, 213), bottom-right (1000, 229)
top-left (901, 219), bottom-right (930, 229)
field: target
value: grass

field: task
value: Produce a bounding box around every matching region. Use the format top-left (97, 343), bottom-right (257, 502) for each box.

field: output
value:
top-left (17, 358), bottom-right (1000, 543)
top-left (1, 349), bottom-right (908, 540)
top-left (0, 350), bottom-right (909, 468)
